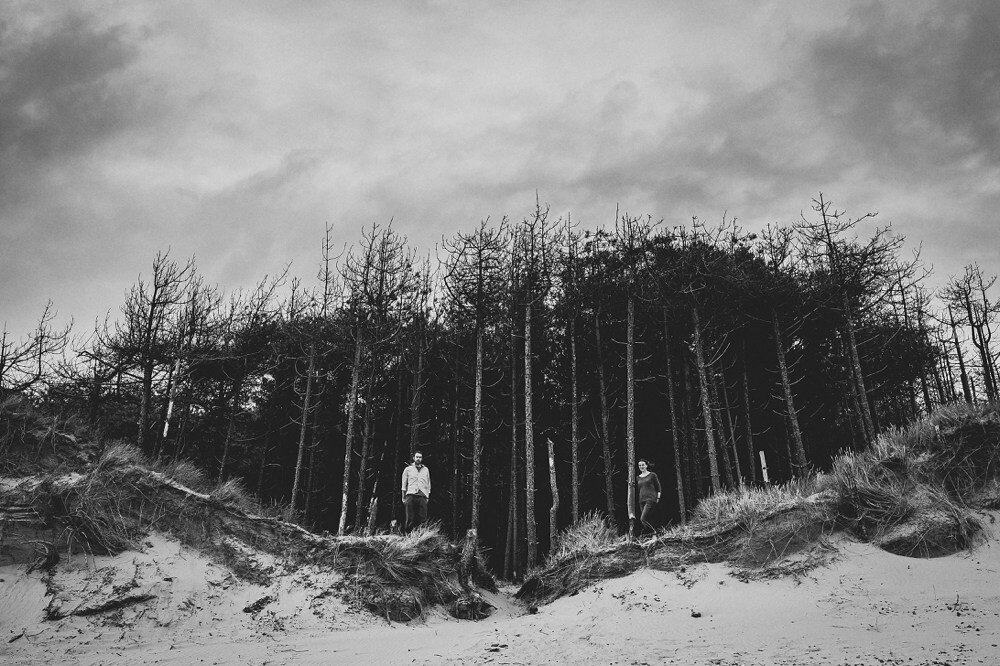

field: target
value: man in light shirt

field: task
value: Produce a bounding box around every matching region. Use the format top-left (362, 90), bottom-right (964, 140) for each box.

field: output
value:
top-left (401, 450), bottom-right (430, 532)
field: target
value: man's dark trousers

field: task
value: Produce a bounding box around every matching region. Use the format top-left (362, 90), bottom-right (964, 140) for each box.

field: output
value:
top-left (404, 493), bottom-right (428, 532)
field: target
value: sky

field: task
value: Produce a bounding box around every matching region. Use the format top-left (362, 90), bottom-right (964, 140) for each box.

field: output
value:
top-left (2, 0), bottom-right (999, 339)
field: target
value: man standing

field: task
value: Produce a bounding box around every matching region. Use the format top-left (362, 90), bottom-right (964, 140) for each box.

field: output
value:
top-left (401, 450), bottom-right (430, 532)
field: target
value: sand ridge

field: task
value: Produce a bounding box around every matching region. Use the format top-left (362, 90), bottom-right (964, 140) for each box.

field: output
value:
top-left (3, 520), bottom-right (1000, 665)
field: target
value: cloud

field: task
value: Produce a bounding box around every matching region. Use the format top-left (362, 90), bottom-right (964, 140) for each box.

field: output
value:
top-left (1, 0), bottom-right (998, 339)
top-left (807, 0), bottom-right (1000, 171)
top-left (0, 8), bottom-right (146, 190)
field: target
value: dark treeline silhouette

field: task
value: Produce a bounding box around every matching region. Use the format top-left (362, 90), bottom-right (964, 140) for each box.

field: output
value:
top-left (3, 194), bottom-right (997, 579)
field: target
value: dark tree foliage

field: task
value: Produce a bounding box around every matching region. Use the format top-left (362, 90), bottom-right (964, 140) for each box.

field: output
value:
top-left (10, 195), bottom-right (983, 578)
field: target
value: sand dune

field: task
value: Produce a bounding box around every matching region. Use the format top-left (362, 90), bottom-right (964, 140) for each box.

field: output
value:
top-left (3, 518), bottom-right (999, 665)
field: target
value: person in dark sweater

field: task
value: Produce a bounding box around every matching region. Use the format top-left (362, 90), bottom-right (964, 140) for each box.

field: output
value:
top-left (636, 458), bottom-right (661, 535)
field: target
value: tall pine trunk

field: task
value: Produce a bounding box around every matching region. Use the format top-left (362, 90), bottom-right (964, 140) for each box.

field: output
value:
top-left (471, 326), bottom-right (484, 542)
top-left (304, 415), bottom-right (320, 522)
top-left (963, 293), bottom-right (998, 402)
top-left (594, 307), bottom-right (616, 526)
top-left (773, 309), bottom-right (808, 473)
top-left (741, 341), bottom-right (757, 484)
top-left (949, 307), bottom-right (973, 403)
top-left (718, 370), bottom-right (743, 487)
top-left (843, 294), bottom-right (875, 440)
top-left (410, 328), bottom-right (424, 455)
top-left (138, 362), bottom-right (154, 452)
top-left (524, 303), bottom-right (537, 569)
top-left (662, 312), bottom-right (685, 523)
top-left (625, 298), bottom-right (637, 534)
top-left (287, 344), bottom-right (315, 520)
top-left (217, 375), bottom-right (243, 482)
top-left (547, 437), bottom-right (559, 553)
top-left (706, 363), bottom-right (733, 488)
top-left (691, 305), bottom-right (721, 493)
top-left (570, 317), bottom-right (580, 523)
top-left (354, 366), bottom-right (376, 529)
top-left (450, 385), bottom-right (460, 534)
top-left (337, 327), bottom-right (364, 535)
top-left (504, 318), bottom-right (521, 580)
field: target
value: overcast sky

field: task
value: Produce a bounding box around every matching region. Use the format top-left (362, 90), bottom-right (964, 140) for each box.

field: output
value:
top-left (2, 0), bottom-right (999, 338)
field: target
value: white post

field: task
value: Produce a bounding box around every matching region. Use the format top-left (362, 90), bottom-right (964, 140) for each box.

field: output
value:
top-left (758, 450), bottom-right (770, 484)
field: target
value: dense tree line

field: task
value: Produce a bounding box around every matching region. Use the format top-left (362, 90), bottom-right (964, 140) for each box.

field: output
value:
top-left (3, 194), bottom-right (997, 577)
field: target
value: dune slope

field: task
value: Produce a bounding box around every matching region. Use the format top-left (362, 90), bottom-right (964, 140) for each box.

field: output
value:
top-left (4, 521), bottom-right (999, 665)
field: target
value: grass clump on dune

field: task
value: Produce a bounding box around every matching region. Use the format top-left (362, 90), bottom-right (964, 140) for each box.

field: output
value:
top-left (827, 414), bottom-right (988, 557)
top-left (515, 513), bottom-right (640, 604)
top-left (325, 523), bottom-right (497, 621)
top-left (517, 487), bottom-right (838, 605)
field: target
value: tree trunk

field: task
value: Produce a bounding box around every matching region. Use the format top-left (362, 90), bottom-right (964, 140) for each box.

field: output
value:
top-left (160, 357), bottom-right (182, 444)
top-left (691, 305), bottom-right (721, 494)
top-left (662, 312), bottom-right (686, 523)
top-left (964, 293), bottom-right (998, 402)
top-left (366, 493), bottom-right (380, 536)
top-left (504, 317), bottom-right (521, 581)
top-left (682, 359), bottom-right (699, 502)
top-left (524, 303), bottom-right (537, 569)
top-left (920, 370), bottom-right (933, 413)
top-left (843, 294), bottom-right (876, 440)
top-left (451, 384), bottom-right (460, 535)
top-left (949, 307), bottom-right (973, 403)
top-left (570, 317), bottom-right (580, 523)
top-left (337, 327), bottom-right (365, 535)
top-left (217, 376), bottom-right (244, 482)
top-left (354, 376), bottom-right (375, 530)
top-left (547, 437), bottom-right (559, 554)
top-left (471, 326), bottom-right (484, 540)
top-left (393, 351), bottom-right (406, 530)
top-left (304, 414), bottom-right (319, 522)
top-left (88, 362), bottom-right (102, 424)
top-left (935, 360), bottom-right (946, 404)
top-left (137, 362), bottom-right (154, 452)
top-left (625, 297), bottom-right (637, 535)
top-left (365, 445), bottom-right (387, 535)
top-left (594, 308), bottom-right (617, 526)
top-left (740, 342), bottom-right (757, 484)
top-left (287, 344), bottom-right (315, 520)
top-left (410, 328), bottom-right (424, 455)
top-left (706, 363), bottom-right (733, 488)
top-left (773, 310), bottom-right (808, 474)
top-left (718, 369), bottom-right (743, 487)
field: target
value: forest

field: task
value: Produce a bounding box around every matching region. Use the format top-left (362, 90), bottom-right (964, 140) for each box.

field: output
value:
top-left (2, 194), bottom-right (997, 578)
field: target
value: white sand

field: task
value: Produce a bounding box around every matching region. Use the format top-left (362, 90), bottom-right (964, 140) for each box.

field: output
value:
top-left (3, 522), bottom-right (1000, 665)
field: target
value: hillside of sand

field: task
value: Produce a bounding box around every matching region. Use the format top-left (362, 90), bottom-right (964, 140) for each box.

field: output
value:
top-left (3, 519), bottom-right (999, 666)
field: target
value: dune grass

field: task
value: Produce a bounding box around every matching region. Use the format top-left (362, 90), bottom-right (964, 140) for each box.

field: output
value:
top-left (1, 429), bottom-right (497, 622)
top-left (519, 402), bottom-right (1000, 605)
top-left (323, 523), bottom-right (496, 621)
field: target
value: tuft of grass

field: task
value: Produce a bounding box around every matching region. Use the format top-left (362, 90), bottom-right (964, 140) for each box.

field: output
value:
top-left (94, 440), bottom-right (146, 473)
top-left (690, 477), bottom-right (822, 527)
top-left (162, 460), bottom-right (207, 489)
top-left (551, 512), bottom-right (619, 559)
top-left (325, 523), bottom-right (496, 621)
top-left (826, 424), bottom-right (985, 557)
top-left (210, 478), bottom-right (254, 510)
